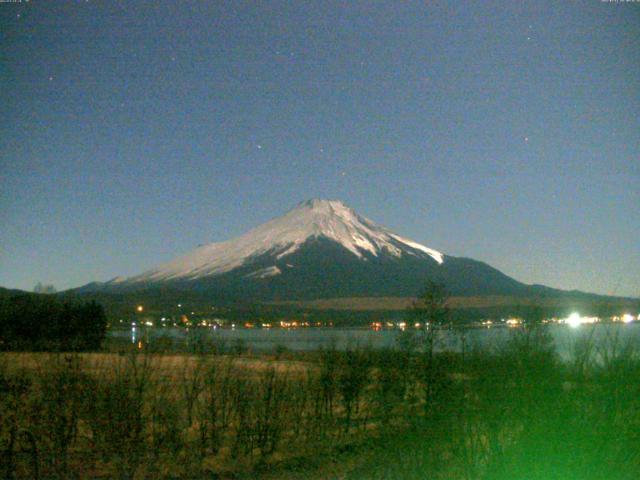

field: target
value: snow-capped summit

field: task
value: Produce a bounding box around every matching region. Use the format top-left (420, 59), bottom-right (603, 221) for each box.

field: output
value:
top-left (125, 199), bottom-right (444, 284)
top-left (80, 199), bottom-right (550, 300)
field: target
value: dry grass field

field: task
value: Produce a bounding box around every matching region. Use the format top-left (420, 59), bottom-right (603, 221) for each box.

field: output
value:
top-left (2, 326), bottom-right (640, 479)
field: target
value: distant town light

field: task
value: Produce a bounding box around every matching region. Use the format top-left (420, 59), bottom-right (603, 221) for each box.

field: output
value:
top-left (566, 312), bottom-right (582, 328)
top-left (622, 313), bottom-right (634, 324)
top-left (563, 313), bottom-right (599, 327)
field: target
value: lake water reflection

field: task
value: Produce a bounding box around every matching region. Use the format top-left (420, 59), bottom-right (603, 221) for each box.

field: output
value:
top-left (110, 323), bottom-right (640, 358)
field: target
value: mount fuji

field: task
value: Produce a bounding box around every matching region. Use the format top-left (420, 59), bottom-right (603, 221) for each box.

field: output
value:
top-left (80, 199), bottom-right (563, 301)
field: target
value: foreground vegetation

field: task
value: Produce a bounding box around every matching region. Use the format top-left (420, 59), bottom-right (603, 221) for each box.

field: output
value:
top-left (1, 324), bottom-right (639, 479)
top-left (0, 293), bottom-right (106, 351)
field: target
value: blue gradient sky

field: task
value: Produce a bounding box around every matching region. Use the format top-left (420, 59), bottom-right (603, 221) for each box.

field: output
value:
top-left (1, 1), bottom-right (638, 297)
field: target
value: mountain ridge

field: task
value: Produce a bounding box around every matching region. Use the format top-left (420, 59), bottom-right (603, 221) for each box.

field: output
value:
top-left (77, 199), bottom-right (629, 304)
top-left (108, 199), bottom-right (445, 287)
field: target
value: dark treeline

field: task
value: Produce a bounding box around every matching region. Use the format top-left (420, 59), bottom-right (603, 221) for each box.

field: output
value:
top-left (0, 293), bottom-right (107, 351)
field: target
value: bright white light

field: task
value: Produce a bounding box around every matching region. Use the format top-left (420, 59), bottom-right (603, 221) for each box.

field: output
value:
top-left (566, 312), bottom-right (582, 328)
top-left (622, 313), bottom-right (634, 324)
top-left (564, 313), bottom-right (599, 327)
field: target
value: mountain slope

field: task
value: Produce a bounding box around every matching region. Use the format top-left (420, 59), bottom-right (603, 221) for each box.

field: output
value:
top-left (80, 199), bottom-right (563, 301)
top-left (123, 199), bottom-right (443, 285)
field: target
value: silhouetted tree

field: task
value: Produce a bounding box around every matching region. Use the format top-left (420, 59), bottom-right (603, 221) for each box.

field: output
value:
top-left (410, 281), bottom-right (452, 416)
top-left (411, 280), bottom-right (450, 361)
top-left (34, 282), bottom-right (57, 294)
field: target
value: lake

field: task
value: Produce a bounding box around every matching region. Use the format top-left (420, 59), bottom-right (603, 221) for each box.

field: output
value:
top-left (108, 322), bottom-right (640, 358)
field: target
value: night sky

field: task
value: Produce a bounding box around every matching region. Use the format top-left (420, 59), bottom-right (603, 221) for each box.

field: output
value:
top-left (1, 1), bottom-right (638, 297)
